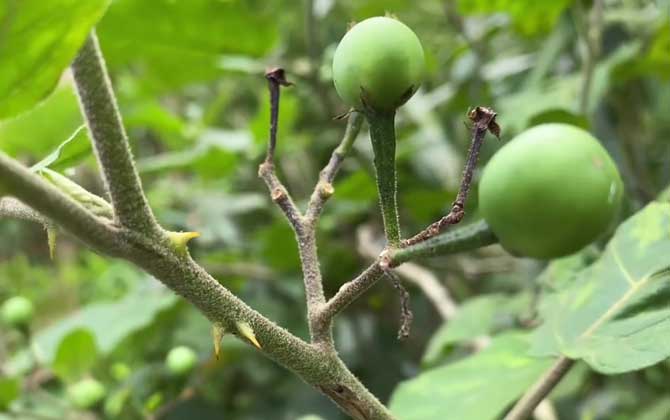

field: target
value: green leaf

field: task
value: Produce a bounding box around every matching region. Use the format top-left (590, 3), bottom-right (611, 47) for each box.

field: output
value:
top-left (97, 0), bottom-right (277, 91)
top-left (531, 202), bottom-right (670, 373)
top-left (0, 377), bottom-right (20, 410)
top-left (422, 294), bottom-right (521, 365)
top-left (0, 84), bottom-right (88, 158)
top-left (30, 125), bottom-right (90, 172)
top-left (52, 329), bottom-right (98, 382)
top-left (390, 332), bottom-right (553, 420)
top-left (0, 0), bottom-right (111, 119)
top-left (32, 286), bottom-right (177, 364)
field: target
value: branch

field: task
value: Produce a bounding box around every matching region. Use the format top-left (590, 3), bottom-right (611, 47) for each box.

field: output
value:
top-left (503, 356), bottom-right (575, 420)
top-left (403, 106), bottom-right (499, 246)
top-left (0, 197), bottom-right (46, 224)
top-left (575, 0), bottom-right (604, 114)
top-left (71, 32), bottom-right (160, 236)
top-left (305, 111), bottom-right (364, 223)
top-left (357, 226), bottom-right (457, 320)
top-left (388, 220), bottom-right (498, 266)
top-left (317, 220), bottom-right (497, 326)
top-left (0, 152), bottom-right (121, 255)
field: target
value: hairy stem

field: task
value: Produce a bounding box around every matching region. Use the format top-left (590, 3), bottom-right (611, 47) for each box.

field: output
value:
top-left (0, 152), bottom-right (120, 255)
top-left (71, 32), bottom-right (160, 236)
top-left (367, 112), bottom-right (401, 247)
top-left (389, 220), bottom-right (497, 266)
top-left (503, 356), bottom-right (574, 420)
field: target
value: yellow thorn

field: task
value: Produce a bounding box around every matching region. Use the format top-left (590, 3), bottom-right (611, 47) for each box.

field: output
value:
top-left (236, 321), bottom-right (261, 349)
top-left (46, 226), bottom-right (57, 260)
top-left (166, 231), bottom-right (200, 255)
top-left (212, 323), bottom-right (226, 360)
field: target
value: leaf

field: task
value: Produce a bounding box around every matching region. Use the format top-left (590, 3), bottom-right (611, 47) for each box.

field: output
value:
top-left (96, 0), bottom-right (277, 91)
top-left (0, 84), bottom-right (88, 158)
top-left (422, 294), bottom-right (525, 365)
top-left (0, 0), bottom-right (111, 119)
top-left (0, 377), bottom-right (20, 410)
top-left (31, 286), bottom-right (177, 364)
top-left (30, 125), bottom-right (90, 172)
top-left (390, 332), bottom-right (554, 420)
top-left (52, 329), bottom-right (98, 382)
top-left (531, 202), bottom-right (670, 374)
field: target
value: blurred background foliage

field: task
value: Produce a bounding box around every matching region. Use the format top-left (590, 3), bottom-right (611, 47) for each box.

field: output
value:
top-left (1, 0), bottom-right (669, 419)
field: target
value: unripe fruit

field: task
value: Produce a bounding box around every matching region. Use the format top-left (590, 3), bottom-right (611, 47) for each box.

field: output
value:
top-left (165, 346), bottom-right (197, 376)
top-left (67, 378), bottom-right (106, 409)
top-left (332, 16), bottom-right (425, 112)
top-left (479, 123), bottom-right (623, 259)
top-left (1, 296), bottom-right (34, 328)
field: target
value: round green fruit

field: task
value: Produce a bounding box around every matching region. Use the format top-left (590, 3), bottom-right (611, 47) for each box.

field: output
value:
top-left (1, 296), bottom-right (34, 328)
top-left (67, 378), bottom-right (106, 409)
top-left (165, 346), bottom-right (197, 376)
top-left (479, 123), bottom-right (623, 259)
top-left (332, 16), bottom-right (425, 113)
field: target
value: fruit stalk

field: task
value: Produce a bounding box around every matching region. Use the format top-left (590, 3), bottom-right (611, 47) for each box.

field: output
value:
top-left (367, 111), bottom-right (402, 247)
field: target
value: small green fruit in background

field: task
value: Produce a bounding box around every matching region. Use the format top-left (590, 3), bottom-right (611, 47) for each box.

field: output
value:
top-left (1, 296), bottom-right (34, 328)
top-left (479, 123), bottom-right (623, 259)
top-left (332, 16), bottom-right (425, 113)
top-left (165, 346), bottom-right (197, 376)
top-left (67, 378), bottom-right (106, 409)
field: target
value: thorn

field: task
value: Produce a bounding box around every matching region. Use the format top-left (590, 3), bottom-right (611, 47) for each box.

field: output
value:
top-left (166, 231), bottom-right (200, 256)
top-left (236, 321), bottom-right (261, 349)
top-left (46, 226), bottom-right (57, 260)
top-left (212, 323), bottom-right (226, 360)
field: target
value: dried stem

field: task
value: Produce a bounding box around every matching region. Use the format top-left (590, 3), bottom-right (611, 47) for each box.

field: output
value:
top-left (503, 356), bottom-right (575, 420)
top-left (71, 32), bottom-right (160, 237)
top-left (403, 106), bottom-right (498, 246)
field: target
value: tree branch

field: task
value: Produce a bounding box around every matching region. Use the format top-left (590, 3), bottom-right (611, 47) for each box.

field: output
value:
top-left (503, 356), bottom-right (575, 420)
top-left (403, 106), bottom-right (499, 246)
top-left (305, 111), bottom-right (364, 224)
top-left (0, 197), bottom-right (46, 224)
top-left (0, 152), bottom-right (121, 255)
top-left (71, 32), bottom-right (160, 236)
top-left (357, 226), bottom-right (457, 320)
top-left (388, 219), bottom-right (498, 266)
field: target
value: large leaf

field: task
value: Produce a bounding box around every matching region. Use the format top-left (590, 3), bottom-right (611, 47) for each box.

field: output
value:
top-left (0, 0), bottom-right (111, 119)
top-left (0, 84), bottom-right (88, 158)
top-left (390, 332), bottom-right (553, 420)
top-left (32, 285), bottom-right (177, 364)
top-left (531, 202), bottom-right (670, 373)
top-left (422, 293), bottom-right (529, 365)
top-left (96, 0), bottom-right (278, 91)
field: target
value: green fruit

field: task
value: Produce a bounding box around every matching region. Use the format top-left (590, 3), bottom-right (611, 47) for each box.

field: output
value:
top-left (332, 16), bottom-right (425, 112)
top-left (165, 346), bottom-right (197, 376)
top-left (67, 378), bottom-right (106, 409)
top-left (1, 296), bottom-right (34, 328)
top-left (479, 123), bottom-right (623, 259)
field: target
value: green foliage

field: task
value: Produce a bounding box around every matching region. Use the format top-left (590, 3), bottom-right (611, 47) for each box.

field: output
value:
top-left (532, 202), bottom-right (670, 374)
top-left (52, 329), bottom-right (98, 383)
top-left (1, 0), bottom-right (669, 419)
top-left (0, 0), bottom-right (110, 119)
top-left (390, 333), bottom-right (553, 420)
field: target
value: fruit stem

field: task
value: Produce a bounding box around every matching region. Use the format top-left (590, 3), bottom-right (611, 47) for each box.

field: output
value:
top-left (367, 111), bottom-right (401, 247)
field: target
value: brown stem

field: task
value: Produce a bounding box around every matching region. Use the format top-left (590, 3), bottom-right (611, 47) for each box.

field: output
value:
top-left (503, 356), bottom-right (575, 420)
top-left (403, 106), bottom-right (498, 247)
